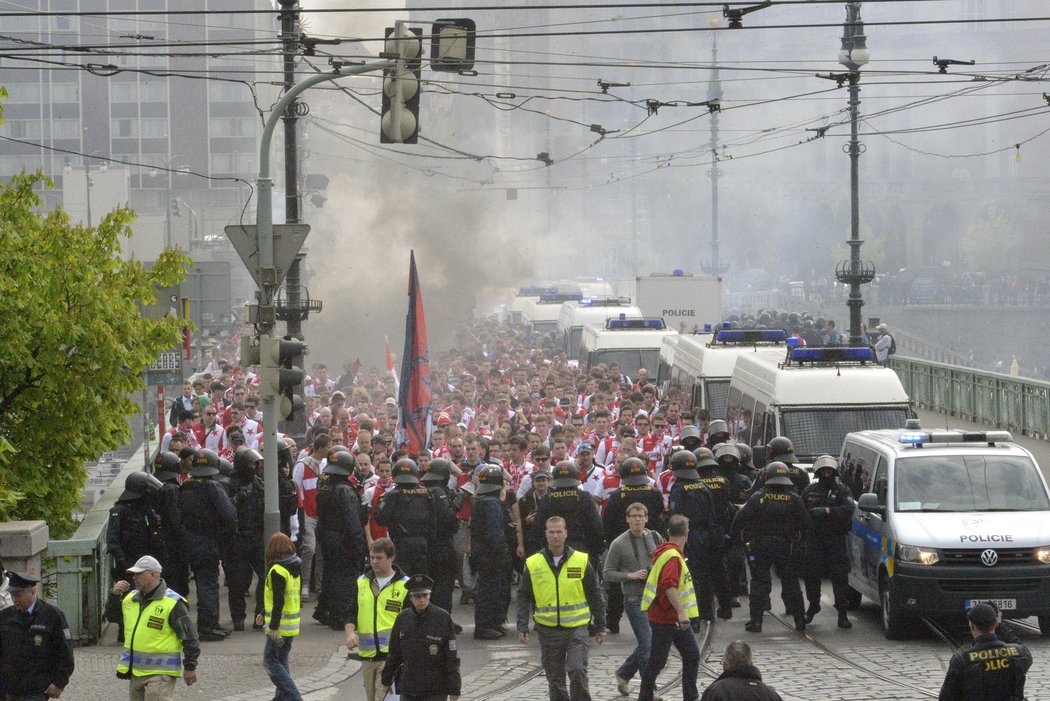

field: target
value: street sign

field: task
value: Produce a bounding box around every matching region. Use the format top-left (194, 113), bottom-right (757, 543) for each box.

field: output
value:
top-left (224, 223), bottom-right (311, 289)
top-left (147, 350), bottom-right (183, 385)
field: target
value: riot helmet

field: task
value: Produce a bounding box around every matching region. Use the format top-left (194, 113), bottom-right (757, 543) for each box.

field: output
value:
top-left (693, 446), bottom-right (718, 469)
top-left (762, 461), bottom-right (794, 487)
top-left (680, 425), bottom-right (702, 450)
top-left (713, 442), bottom-right (741, 467)
top-left (392, 457), bottom-right (420, 485)
top-left (475, 465), bottom-right (505, 495)
top-left (551, 460), bottom-right (580, 489)
top-left (422, 458), bottom-right (460, 483)
top-left (669, 450), bottom-right (700, 480)
top-left (618, 457), bottom-right (649, 486)
top-left (233, 446), bottom-right (263, 475)
top-left (152, 451), bottom-right (182, 482)
top-left (766, 436), bottom-right (798, 464)
top-left (118, 471), bottom-right (163, 502)
top-left (190, 448), bottom-right (221, 477)
top-left (813, 455), bottom-right (839, 479)
top-left (325, 451), bottom-right (357, 476)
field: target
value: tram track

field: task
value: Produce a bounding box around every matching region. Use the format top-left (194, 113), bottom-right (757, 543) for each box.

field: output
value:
top-left (768, 611), bottom-right (942, 698)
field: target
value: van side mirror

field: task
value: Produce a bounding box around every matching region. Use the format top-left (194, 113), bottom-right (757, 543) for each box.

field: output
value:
top-left (857, 492), bottom-right (886, 518)
top-left (752, 445), bottom-right (768, 470)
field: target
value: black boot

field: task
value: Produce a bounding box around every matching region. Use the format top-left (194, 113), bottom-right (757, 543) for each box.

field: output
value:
top-left (745, 618), bottom-right (762, 633)
top-left (716, 605), bottom-right (733, 620)
top-left (805, 603), bottom-right (820, 623)
top-left (793, 614), bottom-right (807, 632)
top-left (837, 610), bottom-right (852, 629)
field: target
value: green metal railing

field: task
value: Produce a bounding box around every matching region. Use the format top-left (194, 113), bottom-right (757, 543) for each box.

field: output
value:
top-left (890, 356), bottom-right (1050, 440)
top-left (48, 442), bottom-right (148, 645)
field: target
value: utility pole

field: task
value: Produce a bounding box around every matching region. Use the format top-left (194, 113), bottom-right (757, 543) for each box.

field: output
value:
top-left (84, 160), bottom-right (93, 228)
top-left (278, 0), bottom-right (308, 440)
top-left (702, 20), bottom-right (727, 277)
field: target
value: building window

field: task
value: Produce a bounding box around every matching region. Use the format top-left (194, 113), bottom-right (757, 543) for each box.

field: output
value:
top-left (111, 82), bottom-right (137, 103)
top-left (113, 119), bottom-right (135, 137)
top-left (141, 80), bottom-right (167, 102)
top-left (211, 117), bottom-right (255, 137)
top-left (50, 83), bottom-right (79, 103)
top-left (140, 118), bottom-right (169, 138)
top-left (5, 83), bottom-right (42, 103)
top-left (51, 118), bottom-right (80, 139)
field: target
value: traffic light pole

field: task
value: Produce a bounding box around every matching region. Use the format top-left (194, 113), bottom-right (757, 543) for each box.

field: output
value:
top-left (255, 60), bottom-right (394, 541)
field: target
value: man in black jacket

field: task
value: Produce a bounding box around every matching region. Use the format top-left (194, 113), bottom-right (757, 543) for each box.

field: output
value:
top-left (700, 641), bottom-right (783, 701)
top-left (939, 603), bottom-right (1031, 701)
top-left (0, 572), bottom-right (75, 699)
top-left (800, 455), bottom-right (856, 629)
top-left (381, 575), bottom-right (461, 701)
top-left (315, 450), bottom-right (368, 629)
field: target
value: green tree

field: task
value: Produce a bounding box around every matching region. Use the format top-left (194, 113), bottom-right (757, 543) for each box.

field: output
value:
top-left (0, 171), bottom-right (190, 536)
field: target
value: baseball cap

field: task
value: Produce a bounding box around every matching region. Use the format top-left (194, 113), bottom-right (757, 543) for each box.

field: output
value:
top-left (967, 602), bottom-right (998, 627)
top-left (578, 442), bottom-right (594, 454)
top-left (127, 555), bottom-right (164, 574)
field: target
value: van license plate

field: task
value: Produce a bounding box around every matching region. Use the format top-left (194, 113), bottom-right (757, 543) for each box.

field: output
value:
top-left (967, 598), bottom-right (1016, 611)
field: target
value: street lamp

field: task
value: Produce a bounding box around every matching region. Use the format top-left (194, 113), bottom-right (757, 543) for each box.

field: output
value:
top-left (701, 16), bottom-right (728, 277)
top-left (150, 156), bottom-right (188, 249)
top-left (835, 2), bottom-right (875, 346)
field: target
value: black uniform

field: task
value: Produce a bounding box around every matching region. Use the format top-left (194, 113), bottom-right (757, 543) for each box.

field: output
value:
top-left (800, 478), bottom-right (855, 614)
top-left (151, 478), bottom-right (189, 597)
top-left (697, 465), bottom-right (736, 616)
top-left (426, 483), bottom-right (462, 616)
top-left (470, 494), bottom-right (511, 633)
top-left (602, 484), bottom-right (665, 631)
top-left (179, 475), bottom-right (237, 633)
top-left (516, 488), bottom-right (547, 557)
top-left (376, 485), bottom-right (435, 578)
top-left (532, 487), bottom-right (605, 561)
top-left (278, 473), bottom-right (299, 541)
top-left (0, 599), bottom-right (75, 698)
top-left (723, 469), bottom-right (753, 600)
top-left (381, 603), bottom-right (462, 701)
top-left (315, 472), bottom-right (368, 628)
top-left (730, 487), bottom-right (812, 623)
top-left (106, 497), bottom-right (166, 579)
top-left (668, 478), bottom-right (718, 619)
top-left (228, 469), bottom-right (266, 628)
top-left (938, 634), bottom-right (1031, 701)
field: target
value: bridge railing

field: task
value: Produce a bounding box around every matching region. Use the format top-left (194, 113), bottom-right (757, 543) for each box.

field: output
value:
top-left (48, 440), bottom-right (148, 645)
top-left (890, 356), bottom-right (1050, 440)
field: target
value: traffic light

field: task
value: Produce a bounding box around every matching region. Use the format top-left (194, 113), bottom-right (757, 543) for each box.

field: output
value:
top-left (169, 197), bottom-right (181, 218)
top-left (380, 24), bottom-right (422, 144)
top-left (261, 335), bottom-right (307, 420)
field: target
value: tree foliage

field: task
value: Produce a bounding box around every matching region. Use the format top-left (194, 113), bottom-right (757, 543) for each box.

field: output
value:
top-left (0, 171), bottom-right (190, 536)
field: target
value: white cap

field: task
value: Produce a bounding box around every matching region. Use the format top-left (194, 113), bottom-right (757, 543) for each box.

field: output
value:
top-left (127, 555), bottom-right (163, 573)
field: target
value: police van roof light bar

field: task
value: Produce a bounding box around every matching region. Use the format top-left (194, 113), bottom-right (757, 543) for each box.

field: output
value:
top-left (607, 317), bottom-right (667, 330)
top-left (539, 292), bottom-right (583, 303)
top-left (898, 430), bottom-right (1014, 446)
top-left (789, 346), bottom-right (875, 364)
top-left (579, 296), bottom-right (631, 306)
top-left (714, 328), bottom-right (788, 345)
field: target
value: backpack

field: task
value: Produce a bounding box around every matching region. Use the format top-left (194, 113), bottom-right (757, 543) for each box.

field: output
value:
top-left (888, 335), bottom-right (897, 355)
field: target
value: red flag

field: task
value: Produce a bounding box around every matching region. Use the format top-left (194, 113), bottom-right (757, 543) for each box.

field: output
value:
top-left (385, 336), bottom-right (395, 376)
top-left (396, 251), bottom-right (432, 455)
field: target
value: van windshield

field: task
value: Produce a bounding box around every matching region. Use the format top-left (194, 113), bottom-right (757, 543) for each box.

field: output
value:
top-left (781, 407), bottom-right (909, 461)
top-left (593, 349), bottom-right (660, 379)
top-left (894, 455), bottom-right (1050, 512)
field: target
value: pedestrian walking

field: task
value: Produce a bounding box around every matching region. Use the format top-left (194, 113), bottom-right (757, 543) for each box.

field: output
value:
top-left (112, 556), bottom-right (199, 700)
top-left (0, 572), bottom-right (75, 700)
top-left (255, 533), bottom-right (304, 701)
top-left (517, 515), bottom-right (606, 701)
top-left (637, 514), bottom-right (700, 701)
top-left (938, 603), bottom-right (1032, 701)
top-left (380, 575), bottom-right (461, 701)
top-left (700, 641), bottom-right (783, 701)
top-left (344, 538), bottom-right (410, 701)
top-left (604, 501), bottom-right (663, 697)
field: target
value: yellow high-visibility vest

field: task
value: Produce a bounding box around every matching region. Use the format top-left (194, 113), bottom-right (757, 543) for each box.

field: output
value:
top-left (263, 563), bottom-right (301, 637)
top-left (526, 550), bottom-right (591, 628)
top-left (641, 547), bottom-right (699, 618)
top-left (356, 573), bottom-right (409, 658)
top-left (117, 589), bottom-right (184, 677)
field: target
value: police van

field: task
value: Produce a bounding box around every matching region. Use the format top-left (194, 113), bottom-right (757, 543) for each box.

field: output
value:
top-left (557, 297), bottom-right (640, 360)
top-left (725, 346), bottom-right (911, 467)
top-left (522, 291), bottom-right (582, 336)
top-left (580, 316), bottom-right (678, 382)
top-left (842, 424), bottom-right (1050, 639)
top-left (506, 285), bottom-right (550, 325)
top-left (667, 328), bottom-right (790, 420)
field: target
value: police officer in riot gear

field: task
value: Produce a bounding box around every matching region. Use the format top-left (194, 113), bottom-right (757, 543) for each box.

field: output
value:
top-left (801, 455), bottom-right (856, 629)
top-left (276, 439), bottom-right (299, 541)
top-left (532, 460), bottom-right (605, 564)
top-left (714, 443), bottom-right (751, 608)
top-left (375, 458), bottom-right (435, 578)
top-left (150, 451), bottom-right (189, 597)
top-left (939, 602), bottom-right (1032, 701)
top-left (679, 425), bottom-right (702, 453)
top-left (730, 462), bottom-right (812, 633)
top-left (736, 444), bottom-right (760, 483)
top-left (421, 458), bottom-right (463, 620)
top-left (693, 447), bottom-right (735, 619)
top-left (179, 448), bottom-right (237, 641)
top-left (106, 470), bottom-right (165, 642)
top-left (763, 437), bottom-right (809, 493)
top-left (471, 465), bottom-right (511, 640)
top-left (667, 450), bottom-right (719, 620)
top-left (228, 446), bottom-right (266, 631)
top-left (315, 449), bottom-right (368, 630)
top-left (705, 419), bottom-right (731, 450)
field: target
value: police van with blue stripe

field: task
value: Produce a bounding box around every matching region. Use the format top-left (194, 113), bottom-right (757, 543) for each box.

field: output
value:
top-left (842, 423), bottom-right (1050, 639)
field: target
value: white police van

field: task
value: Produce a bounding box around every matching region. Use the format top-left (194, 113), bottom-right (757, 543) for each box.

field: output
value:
top-left (557, 297), bottom-right (640, 361)
top-left (581, 316), bottom-right (678, 382)
top-left (523, 291), bottom-right (582, 336)
top-left (843, 424), bottom-right (1050, 639)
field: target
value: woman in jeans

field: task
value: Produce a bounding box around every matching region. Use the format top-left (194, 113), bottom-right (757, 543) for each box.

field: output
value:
top-left (256, 533), bottom-right (303, 701)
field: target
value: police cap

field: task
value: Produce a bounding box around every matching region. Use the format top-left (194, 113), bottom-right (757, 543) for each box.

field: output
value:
top-left (967, 602), bottom-right (998, 628)
top-left (5, 571), bottom-right (40, 591)
top-left (618, 457), bottom-right (649, 486)
top-left (406, 574), bottom-right (434, 595)
top-left (552, 460), bottom-right (580, 489)
top-left (392, 457), bottom-right (420, 485)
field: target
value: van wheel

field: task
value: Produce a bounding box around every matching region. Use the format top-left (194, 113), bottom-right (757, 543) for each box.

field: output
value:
top-left (879, 575), bottom-right (908, 640)
top-left (845, 585), bottom-right (863, 611)
top-left (1038, 615), bottom-right (1050, 637)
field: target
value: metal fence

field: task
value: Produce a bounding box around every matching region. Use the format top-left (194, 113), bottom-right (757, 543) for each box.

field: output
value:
top-left (890, 356), bottom-right (1050, 440)
top-left (48, 441), bottom-right (148, 644)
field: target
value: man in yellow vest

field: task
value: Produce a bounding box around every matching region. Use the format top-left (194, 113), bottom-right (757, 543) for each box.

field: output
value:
top-left (639, 514), bottom-right (700, 701)
top-left (517, 516), bottom-right (606, 701)
top-left (344, 538), bottom-right (409, 701)
top-left (112, 555), bottom-right (199, 701)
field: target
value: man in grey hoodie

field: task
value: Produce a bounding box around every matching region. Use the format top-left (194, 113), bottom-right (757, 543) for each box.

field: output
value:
top-left (604, 502), bottom-right (663, 696)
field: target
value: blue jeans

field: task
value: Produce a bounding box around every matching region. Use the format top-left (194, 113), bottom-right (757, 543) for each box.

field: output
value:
top-left (263, 635), bottom-right (303, 701)
top-left (639, 622), bottom-right (699, 701)
top-left (617, 597), bottom-right (652, 680)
